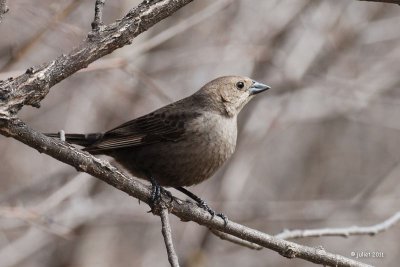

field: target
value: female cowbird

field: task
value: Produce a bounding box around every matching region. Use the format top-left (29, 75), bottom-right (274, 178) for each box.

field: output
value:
top-left (46, 76), bottom-right (270, 218)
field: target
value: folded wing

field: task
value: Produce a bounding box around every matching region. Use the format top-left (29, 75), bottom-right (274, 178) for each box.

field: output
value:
top-left (85, 108), bottom-right (200, 153)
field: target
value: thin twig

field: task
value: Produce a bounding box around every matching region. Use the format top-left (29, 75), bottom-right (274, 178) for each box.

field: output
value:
top-left (91, 0), bottom-right (105, 31)
top-left (160, 208), bottom-right (180, 267)
top-left (0, 197), bottom-right (100, 267)
top-left (0, 0), bottom-right (8, 23)
top-left (0, 206), bottom-right (72, 238)
top-left (58, 130), bottom-right (65, 142)
top-left (209, 228), bottom-right (263, 250)
top-left (275, 211), bottom-right (400, 240)
top-left (358, 0), bottom-right (400, 4)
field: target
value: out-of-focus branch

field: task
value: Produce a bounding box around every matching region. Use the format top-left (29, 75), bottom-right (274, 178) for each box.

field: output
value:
top-left (0, 0), bottom-right (8, 23)
top-left (160, 208), bottom-right (180, 267)
top-left (128, 0), bottom-right (232, 58)
top-left (0, 0), bottom-right (83, 72)
top-left (276, 211), bottom-right (400, 240)
top-left (358, 0), bottom-right (400, 4)
top-left (0, 0), bottom-right (194, 118)
top-left (0, 118), bottom-right (371, 267)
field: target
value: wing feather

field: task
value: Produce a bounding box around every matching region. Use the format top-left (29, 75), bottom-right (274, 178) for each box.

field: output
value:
top-left (84, 108), bottom-right (200, 153)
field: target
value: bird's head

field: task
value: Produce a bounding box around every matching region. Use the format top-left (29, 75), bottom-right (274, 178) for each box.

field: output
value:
top-left (196, 76), bottom-right (270, 117)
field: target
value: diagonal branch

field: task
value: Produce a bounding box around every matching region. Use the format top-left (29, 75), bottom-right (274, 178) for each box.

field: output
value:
top-left (0, 118), bottom-right (371, 267)
top-left (0, 0), bottom-right (194, 118)
top-left (0, 0), bottom-right (8, 24)
top-left (358, 0), bottom-right (400, 4)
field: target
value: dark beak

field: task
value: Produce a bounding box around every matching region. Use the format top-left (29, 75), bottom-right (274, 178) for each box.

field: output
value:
top-left (249, 81), bottom-right (271, 95)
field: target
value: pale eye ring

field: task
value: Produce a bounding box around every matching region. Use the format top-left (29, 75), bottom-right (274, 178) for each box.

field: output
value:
top-left (236, 81), bottom-right (244, 89)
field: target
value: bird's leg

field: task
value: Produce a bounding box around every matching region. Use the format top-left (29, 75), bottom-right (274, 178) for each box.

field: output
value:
top-left (150, 176), bottom-right (161, 204)
top-left (174, 186), bottom-right (228, 225)
top-left (149, 176), bottom-right (173, 205)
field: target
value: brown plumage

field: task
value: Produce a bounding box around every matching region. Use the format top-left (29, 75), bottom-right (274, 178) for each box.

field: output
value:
top-left (46, 76), bottom-right (270, 207)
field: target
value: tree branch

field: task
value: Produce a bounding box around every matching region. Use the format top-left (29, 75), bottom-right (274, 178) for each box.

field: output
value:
top-left (276, 211), bottom-right (400, 240)
top-left (160, 208), bottom-right (180, 267)
top-left (0, 0), bottom-right (194, 118)
top-left (0, 118), bottom-right (372, 267)
top-left (358, 0), bottom-right (400, 4)
top-left (0, 0), bottom-right (8, 23)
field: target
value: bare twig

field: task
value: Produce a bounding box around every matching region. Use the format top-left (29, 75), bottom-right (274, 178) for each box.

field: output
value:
top-left (58, 130), bottom-right (66, 142)
top-left (276, 211), bottom-right (400, 240)
top-left (0, 197), bottom-right (100, 267)
top-left (209, 228), bottom-right (263, 250)
top-left (35, 172), bottom-right (94, 213)
top-left (0, 227), bottom-right (53, 267)
top-left (358, 0), bottom-right (400, 4)
top-left (0, 0), bottom-right (8, 23)
top-left (0, 172), bottom-right (94, 236)
top-left (0, 206), bottom-right (72, 238)
top-left (0, 118), bottom-right (372, 267)
top-left (160, 208), bottom-right (180, 267)
top-left (91, 0), bottom-right (106, 32)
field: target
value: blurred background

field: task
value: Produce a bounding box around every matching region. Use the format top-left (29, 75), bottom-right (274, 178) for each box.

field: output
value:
top-left (0, 0), bottom-right (399, 266)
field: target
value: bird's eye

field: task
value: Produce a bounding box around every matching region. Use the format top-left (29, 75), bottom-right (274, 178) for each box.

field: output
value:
top-left (236, 81), bottom-right (244, 89)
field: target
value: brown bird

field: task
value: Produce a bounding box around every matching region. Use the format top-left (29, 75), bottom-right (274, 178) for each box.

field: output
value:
top-left (46, 76), bottom-right (270, 218)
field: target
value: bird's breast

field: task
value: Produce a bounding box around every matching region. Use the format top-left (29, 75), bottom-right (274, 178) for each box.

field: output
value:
top-left (182, 113), bottom-right (237, 183)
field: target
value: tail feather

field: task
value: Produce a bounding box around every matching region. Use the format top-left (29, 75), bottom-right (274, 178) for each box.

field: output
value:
top-left (44, 132), bottom-right (103, 147)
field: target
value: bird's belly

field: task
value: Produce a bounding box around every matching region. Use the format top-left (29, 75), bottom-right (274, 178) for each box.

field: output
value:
top-left (113, 127), bottom-right (236, 187)
top-left (170, 136), bottom-right (235, 186)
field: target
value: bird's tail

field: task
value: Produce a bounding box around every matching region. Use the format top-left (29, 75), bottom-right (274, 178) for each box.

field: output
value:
top-left (44, 132), bottom-right (103, 147)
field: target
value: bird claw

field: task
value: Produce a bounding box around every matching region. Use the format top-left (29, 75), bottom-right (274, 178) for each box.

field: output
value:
top-left (217, 213), bottom-right (228, 226)
top-left (149, 179), bottom-right (173, 208)
top-left (198, 200), bottom-right (214, 216)
top-left (198, 200), bottom-right (228, 226)
top-left (174, 187), bottom-right (228, 226)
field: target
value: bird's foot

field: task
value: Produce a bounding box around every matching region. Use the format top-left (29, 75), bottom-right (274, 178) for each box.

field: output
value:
top-left (149, 177), bottom-right (173, 208)
top-left (197, 199), bottom-right (228, 225)
top-left (174, 186), bottom-right (228, 225)
top-left (150, 181), bottom-right (161, 205)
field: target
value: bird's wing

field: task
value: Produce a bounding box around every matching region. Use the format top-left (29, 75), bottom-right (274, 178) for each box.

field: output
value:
top-left (84, 107), bottom-right (201, 153)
